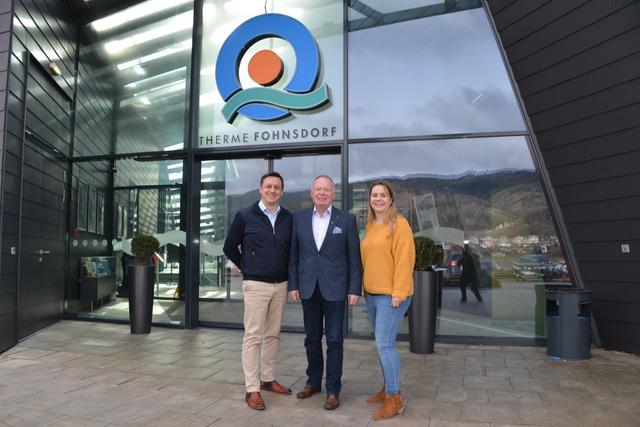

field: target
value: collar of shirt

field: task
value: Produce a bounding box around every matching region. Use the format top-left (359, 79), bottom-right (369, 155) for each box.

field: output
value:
top-left (259, 200), bottom-right (281, 216)
top-left (313, 205), bottom-right (332, 218)
top-left (259, 200), bottom-right (280, 230)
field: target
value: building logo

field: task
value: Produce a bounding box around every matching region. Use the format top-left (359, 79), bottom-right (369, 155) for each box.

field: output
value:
top-left (215, 13), bottom-right (330, 124)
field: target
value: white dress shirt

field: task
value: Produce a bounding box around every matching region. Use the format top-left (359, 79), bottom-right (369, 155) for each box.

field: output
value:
top-left (259, 200), bottom-right (280, 230)
top-left (312, 205), bottom-right (332, 251)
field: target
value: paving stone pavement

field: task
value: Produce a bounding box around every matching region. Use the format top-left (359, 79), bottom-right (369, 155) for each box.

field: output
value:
top-left (1, 321), bottom-right (639, 426)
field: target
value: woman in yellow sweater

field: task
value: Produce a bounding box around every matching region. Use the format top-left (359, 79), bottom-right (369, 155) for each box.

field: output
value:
top-left (360, 181), bottom-right (415, 421)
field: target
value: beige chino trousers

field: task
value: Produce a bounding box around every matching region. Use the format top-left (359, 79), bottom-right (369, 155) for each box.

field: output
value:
top-left (242, 280), bottom-right (288, 392)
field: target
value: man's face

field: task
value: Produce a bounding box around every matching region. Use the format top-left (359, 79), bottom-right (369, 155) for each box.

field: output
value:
top-left (311, 177), bottom-right (335, 211)
top-left (259, 176), bottom-right (284, 205)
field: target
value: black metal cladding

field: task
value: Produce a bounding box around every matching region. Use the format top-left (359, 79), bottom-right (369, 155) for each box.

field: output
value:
top-left (0, 0), bottom-right (14, 354)
top-left (0, 0), bottom-right (84, 352)
top-left (486, 0), bottom-right (640, 354)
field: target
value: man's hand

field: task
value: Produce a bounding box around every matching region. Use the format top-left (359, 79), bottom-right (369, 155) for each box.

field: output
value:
top-left (391, 297), bottom-right (401, 308)
top-left (348, 294), bottom-right (360, 305)
top-left (289, 290), bottom-right (301, 302)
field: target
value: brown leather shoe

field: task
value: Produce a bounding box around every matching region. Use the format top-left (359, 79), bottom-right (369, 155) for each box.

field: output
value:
top-left (245, 392), bottom-right (265, 410)
top-left (324, 393), bottom-right (340, 410)
top-left (260, 380), bottom-right (292, 395)
top-left (296, 385), bottom-right (322, 399)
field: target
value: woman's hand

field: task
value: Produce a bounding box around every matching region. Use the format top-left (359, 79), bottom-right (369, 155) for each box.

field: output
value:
top-left (391, 297), bottom-right (401, 308)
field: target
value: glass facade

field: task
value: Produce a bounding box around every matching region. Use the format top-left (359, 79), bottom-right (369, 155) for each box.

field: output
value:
top-left (75, 1), bottom-right (193, 155)
top-left (64, 0), bottom-right (569, 344)
top-left (198, 154), bottom-right (341, 327)
top-left (349, 138), bottom-right (567, 339)
top-left (349, 8), bottom-right (525, 139)
top-left (68, 159), bottom-right (185, 325)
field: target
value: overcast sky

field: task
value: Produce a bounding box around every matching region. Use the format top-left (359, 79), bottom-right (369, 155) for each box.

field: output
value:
top-left (348, 8), bottom-right (525, 138)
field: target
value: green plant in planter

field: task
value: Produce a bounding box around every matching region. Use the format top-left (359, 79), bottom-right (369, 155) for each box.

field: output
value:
top-left (131, 234), bottom-right (160, 265)
top-left (414, 236), bottom-right (437, 271)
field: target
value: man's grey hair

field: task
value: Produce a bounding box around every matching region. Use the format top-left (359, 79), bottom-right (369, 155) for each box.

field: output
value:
top-left (311, 175), bottom-right (335, 189)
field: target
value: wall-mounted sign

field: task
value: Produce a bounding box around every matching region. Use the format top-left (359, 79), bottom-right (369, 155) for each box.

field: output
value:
top-left (199, 0), bottom-right (343, 147)
top-left (216, 13), bottom-right (330, 123)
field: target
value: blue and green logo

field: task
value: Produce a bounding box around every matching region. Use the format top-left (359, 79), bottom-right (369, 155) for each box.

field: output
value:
top-left (215, 13), bottom-right (330, 123)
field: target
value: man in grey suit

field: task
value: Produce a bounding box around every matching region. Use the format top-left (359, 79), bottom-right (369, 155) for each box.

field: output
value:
top-left (289, 175), bottom-right (362, 410)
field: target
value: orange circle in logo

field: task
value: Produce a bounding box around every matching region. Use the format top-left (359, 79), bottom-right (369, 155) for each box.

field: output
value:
top-left (248, 50), bottom-right (283, 86)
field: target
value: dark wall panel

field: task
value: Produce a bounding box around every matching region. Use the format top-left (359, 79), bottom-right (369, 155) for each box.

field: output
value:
top-left (554, 174), bottom-right (640, 205)
top-left (525, 53), bottom-right (640, 116)
top-left (587, 281), bottom-right (640, 304)
top-left (0, 0), bottom-right (14, 354)
top-left (1, 0), bottom-right (75, 351)
top-left (517, 27), bottom-right (640, 97)
top-left (567, 220), bottom-right (640, 242)
top-left (487, 0), bottom-right (640, 353)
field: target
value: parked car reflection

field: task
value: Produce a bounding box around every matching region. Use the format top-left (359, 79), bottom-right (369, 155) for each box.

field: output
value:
top-left (443, 252), bottom-right (463, 285)
top-left (513, 254), bottom-right (549, 280)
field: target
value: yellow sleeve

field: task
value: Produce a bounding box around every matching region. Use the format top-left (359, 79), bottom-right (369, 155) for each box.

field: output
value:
top-left (391, 218), bottom-right (415, 300)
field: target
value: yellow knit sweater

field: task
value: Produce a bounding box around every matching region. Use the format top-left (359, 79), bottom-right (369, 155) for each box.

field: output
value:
top-left (360, 216), bottom-right (415, 301)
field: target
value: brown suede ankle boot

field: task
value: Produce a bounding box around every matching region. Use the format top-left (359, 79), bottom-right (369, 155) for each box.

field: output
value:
top-left (372, 393), bottom-right (404, 421)
top-left (366, 385), bottom-right (386, 404)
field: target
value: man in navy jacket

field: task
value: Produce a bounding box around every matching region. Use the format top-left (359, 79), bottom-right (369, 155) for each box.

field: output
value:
top-left (289, 175), bottom-right (362, 410)
top-left (223, 171), bottom-right (293, 411)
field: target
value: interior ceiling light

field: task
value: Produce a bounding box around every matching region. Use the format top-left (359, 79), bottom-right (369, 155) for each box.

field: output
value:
top-left (104, 11), bottom-right (192, 55)
top-left (90, 0), bottom-right (192, 32)
top-left (120, 79), bottom-right (186, 107)
top-left (117, 40), bottom-right (191, 70)
top-left (124, 66), bottom-right (186, 89)
top-left (133, 79), bottom-right (186, 98)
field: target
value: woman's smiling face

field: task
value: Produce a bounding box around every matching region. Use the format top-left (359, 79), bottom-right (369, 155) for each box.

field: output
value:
top-left (370, 184), bottom-right (392, 217)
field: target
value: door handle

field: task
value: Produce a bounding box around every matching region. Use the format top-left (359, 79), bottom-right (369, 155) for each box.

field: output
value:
top-left (37, 249), bottom-right (50, 263)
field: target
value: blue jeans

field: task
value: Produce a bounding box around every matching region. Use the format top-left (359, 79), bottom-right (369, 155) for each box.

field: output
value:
top-left (301, 285), bottom-right (345, 395)
top-left (367, 294), bottom-right (411, 395)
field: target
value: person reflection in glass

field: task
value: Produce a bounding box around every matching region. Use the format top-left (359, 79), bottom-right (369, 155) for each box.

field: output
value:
top-left (459, 243), bottom-right (483, 303)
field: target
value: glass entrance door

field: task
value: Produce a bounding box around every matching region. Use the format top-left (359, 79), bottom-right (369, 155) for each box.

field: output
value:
top-left (198, 153), bottom-right (341, 328)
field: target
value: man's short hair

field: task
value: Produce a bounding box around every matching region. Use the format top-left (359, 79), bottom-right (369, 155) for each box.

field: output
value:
top-left (312, 175), bottom-right (335, 189)
top-left (260, 171), bottom-right (284, 189)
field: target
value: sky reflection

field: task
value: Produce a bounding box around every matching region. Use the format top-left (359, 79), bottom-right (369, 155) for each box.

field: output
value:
top-left (348, 8), bottom-right (525, 138)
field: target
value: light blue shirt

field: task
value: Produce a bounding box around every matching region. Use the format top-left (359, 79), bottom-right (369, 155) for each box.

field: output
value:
top-left (312, 205), bottom-right (332, 251)
top-left (259, 200), bottom-right (281, 230)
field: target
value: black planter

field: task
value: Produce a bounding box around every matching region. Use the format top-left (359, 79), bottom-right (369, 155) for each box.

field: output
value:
top-left (128, 265), bottom-right (154, 334)
top-left (408, 270), bottom-right (439, 354)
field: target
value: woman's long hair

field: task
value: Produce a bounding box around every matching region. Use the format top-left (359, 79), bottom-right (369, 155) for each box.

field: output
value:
top-left (367, 180), bottom-right (399, 236)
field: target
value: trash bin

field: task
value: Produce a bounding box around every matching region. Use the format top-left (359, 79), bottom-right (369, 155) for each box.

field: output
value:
top-left (545, 288), bottom-right (591, 360)
top-left (535, 284), bottom-right (572, 337)
top-left (408, 270), bottom-right (439, 354)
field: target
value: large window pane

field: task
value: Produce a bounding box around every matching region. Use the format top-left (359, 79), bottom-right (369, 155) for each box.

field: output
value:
top-left (67, 159), bottom-right (185, 326)
top-left (348, 7), bottom-right (525, 139)
top-left (198, 155), bottom-right (341, 327)
top-left (349, 137), bottom-right (569, 341)
top-left (78, 0), bottom-right (193, 155)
